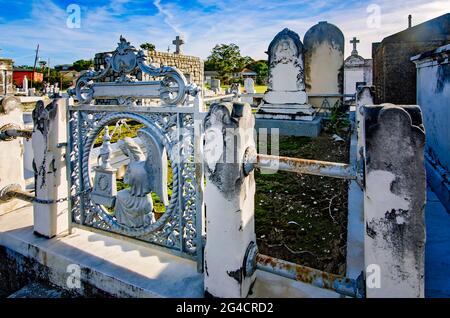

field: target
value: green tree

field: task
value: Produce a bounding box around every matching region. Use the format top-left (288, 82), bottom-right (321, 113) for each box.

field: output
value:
top-left (140, 42), bottom-right (156, 51)
top-left (16, 65), bottom-right (34, 70)
top-left (205, 44), bottom-right (254, 83)
top-left (72, 59), bottom-right (93, 72)
top-left (247, 60), bottom-right (269, 85)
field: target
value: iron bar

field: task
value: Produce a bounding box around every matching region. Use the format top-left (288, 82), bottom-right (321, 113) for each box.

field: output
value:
top-left (256, 254), bottom-right (364, 298)
top-left (66, 106), bottom-right (74, 235)
top-left (203, 94), bottom-right (235, 103)
top-left (68, 105), bottom-right (197, 113)
top-left (256, 154), bottom-right (357, 180)
top-left (308, 93), bottom-right (355, 98)
top-left (0, 184), bottom-right (34, 203)
top-left (0, 127), bottom-right (33, 141)
top-left (76, 110), bottom-right (86, 225)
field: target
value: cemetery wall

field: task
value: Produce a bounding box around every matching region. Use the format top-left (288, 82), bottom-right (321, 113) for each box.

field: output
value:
top-left (0, 58), bottom-right (14, 95)
top-left (412, 44), bottom-right (450, 210)
top-left (94, 50), bottom-right (204, 87)
top-left (372, 13), bottom-right (450, 104)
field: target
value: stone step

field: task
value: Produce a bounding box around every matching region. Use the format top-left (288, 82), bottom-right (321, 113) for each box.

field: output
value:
top-left (7, 282), bottom-right (70, 298)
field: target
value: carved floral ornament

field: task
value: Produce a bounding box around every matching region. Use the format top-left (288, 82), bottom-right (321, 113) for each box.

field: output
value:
top-left (69, 36), bottom-right (199, 105)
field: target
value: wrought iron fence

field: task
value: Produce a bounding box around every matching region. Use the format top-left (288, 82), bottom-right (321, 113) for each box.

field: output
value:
top-left (66, 37), bottom-right (205, 269)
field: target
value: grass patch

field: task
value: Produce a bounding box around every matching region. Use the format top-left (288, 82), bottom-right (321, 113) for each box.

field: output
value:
top-left (255, 133), bottom-right (350, 275)
top-left (220, 85), bottom-right (267, 94)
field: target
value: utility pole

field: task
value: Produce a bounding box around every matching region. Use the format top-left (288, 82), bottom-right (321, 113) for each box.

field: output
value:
top-left (31, 44), bottom-right (40, 88)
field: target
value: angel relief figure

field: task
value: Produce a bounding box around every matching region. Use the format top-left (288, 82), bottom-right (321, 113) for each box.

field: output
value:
top-left (112, 128), bottom-right (169, 228)
top-left (273, 38), bottom-right (297, 65)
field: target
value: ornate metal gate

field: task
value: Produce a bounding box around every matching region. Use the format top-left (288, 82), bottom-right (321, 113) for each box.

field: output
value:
top-left (67, 37), bottom-right (204, 267)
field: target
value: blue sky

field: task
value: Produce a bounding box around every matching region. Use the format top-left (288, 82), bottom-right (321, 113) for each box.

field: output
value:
top-left (0, 0), bottom-right (449, 66)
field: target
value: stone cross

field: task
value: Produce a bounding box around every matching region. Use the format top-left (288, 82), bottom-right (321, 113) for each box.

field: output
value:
top-left (350, 37), bottom-right (360, 55)
top-left (172, 35), bottom-right (185, 55)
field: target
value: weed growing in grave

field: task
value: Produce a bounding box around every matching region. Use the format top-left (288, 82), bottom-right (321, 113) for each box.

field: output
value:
top-left (325, 100), bottom-right (351, 136)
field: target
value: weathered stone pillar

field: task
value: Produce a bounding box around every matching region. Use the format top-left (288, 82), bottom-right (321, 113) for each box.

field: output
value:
top-left (0, 97), bottom-right (27, 215)
top-left (345, 86), bottom-right (375, 279)
top-left (362, 104), bottom-right (426, 298)
top-left (356, 86), bottom-right (374, 166)
top-left (203, 102), bottom-right (257, 298)
top-left (32, 98), bottom-right (69, 238)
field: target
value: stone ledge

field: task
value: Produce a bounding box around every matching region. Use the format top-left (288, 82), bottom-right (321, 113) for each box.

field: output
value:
top-left (0, 205), bottom-right (203, 298)
top-left (0, 204), bottom-right (340, 298)
top-left (255, 117), bottom-right (322, 137)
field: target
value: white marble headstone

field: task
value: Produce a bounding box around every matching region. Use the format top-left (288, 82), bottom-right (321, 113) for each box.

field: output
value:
top-left (257, 28), bottom-right (315, 121)
top-left (23, 76), bottom-right (28, 92)
top-left (244, 78), bottom-right (255, 94)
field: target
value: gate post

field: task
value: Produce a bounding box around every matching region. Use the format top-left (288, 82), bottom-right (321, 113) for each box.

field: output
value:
top-left (203, 102), bottom-right (257, 298)
top-left (346, 86), bottom-right (375, 279)
top-left (356, 86), bottom-right (374, 167)
top-left (362, 104), bottom-right (426, 298)
top-left (32, 98), bottom-right (69, 238)
top-left (0, 96), bottom-right (27, 214)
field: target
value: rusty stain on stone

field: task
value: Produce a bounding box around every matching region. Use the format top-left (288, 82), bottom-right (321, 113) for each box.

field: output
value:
top-left (256, 254), bottom-right (352, 294)
top-left (256, 154), bottom-right (356, 180)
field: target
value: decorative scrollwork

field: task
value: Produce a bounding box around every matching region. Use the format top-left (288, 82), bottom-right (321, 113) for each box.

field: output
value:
top-left (81, 112), bottom-right (179, 236)
top-left (69, 36), bottom-right (199, 106)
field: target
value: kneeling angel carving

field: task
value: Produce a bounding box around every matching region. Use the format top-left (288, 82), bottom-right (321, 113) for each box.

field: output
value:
top-left (93, 127), bottom-right (169, 228)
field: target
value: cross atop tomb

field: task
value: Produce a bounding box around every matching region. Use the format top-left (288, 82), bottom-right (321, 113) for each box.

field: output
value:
top-left (172, 35), bottom-right (185, 55)
top-left (350, 37), bottom-right (360, 55)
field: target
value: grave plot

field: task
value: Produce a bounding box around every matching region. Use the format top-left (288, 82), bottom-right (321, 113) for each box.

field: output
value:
top-left (255, 132), bottom-right (349, 275)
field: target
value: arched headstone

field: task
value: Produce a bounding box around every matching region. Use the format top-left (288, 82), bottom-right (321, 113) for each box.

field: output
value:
top-left (304, 21), bottom-right (344, 109)
top-left (23, 75), bottom-right (28, 93)
top-left (244, 77), bottom-right (255, 94)
top-left (257, 28), bottom-right (315, 121)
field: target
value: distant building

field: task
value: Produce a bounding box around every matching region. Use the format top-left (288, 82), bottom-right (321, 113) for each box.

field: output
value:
top-left (372, 13), bottom-right (450, 104)
top-left (0, 58), bottom-right (14, 95)
top-left (94, 49), bottom-right (203, 105)
top-left (95, 50), bottom-right (203, 87)
top-left (55, 64), bottom-right (73, 71)
top-left (60, 70), bottom-right (80, 87)
top-left (344, 45), bottom-right (372, 101)
top-left (13, 69), bottom-right (43, 87)
top-left (235, 68), bottom-right (257, 80)
top-left (204, 70), bottom-right (219, 85)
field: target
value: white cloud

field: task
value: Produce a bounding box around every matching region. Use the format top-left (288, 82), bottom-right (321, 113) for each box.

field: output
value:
top-left (0, 0), bottom-right (448, 65)
top-left (153, 0), bottom-right (185, 36)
